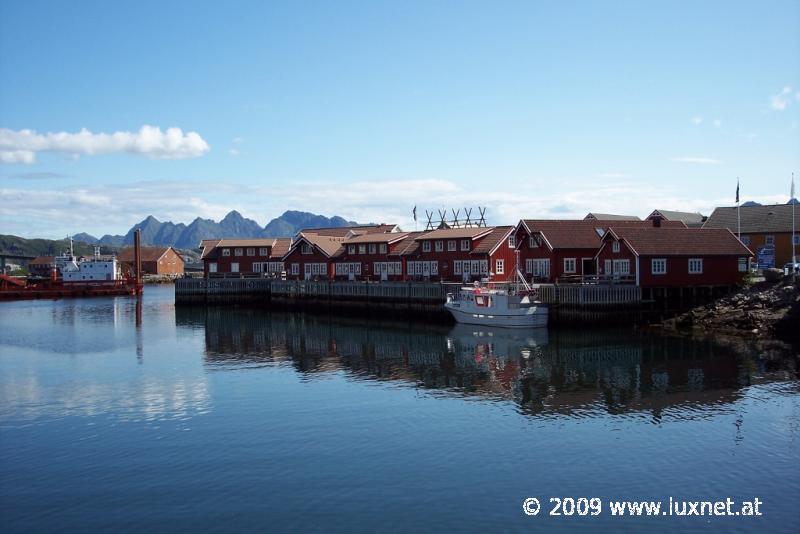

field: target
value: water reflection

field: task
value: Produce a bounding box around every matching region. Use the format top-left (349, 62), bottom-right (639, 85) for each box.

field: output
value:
top-left (175, 307), bottom-right (798, 420)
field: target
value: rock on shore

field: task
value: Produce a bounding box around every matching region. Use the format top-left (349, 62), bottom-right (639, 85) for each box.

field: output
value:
top-left (663, 277), bottom-right (800, 341)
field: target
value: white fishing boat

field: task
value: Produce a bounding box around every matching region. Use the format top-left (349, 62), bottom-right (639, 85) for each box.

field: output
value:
top-left (444, 268), bottom-right (548, 328)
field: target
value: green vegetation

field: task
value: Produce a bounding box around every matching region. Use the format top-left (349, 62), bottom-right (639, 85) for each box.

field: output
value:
top-left (0, 235), bottom-right (119, 258)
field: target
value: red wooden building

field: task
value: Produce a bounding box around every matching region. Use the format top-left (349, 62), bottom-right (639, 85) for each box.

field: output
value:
top-left (200, 238), bottom-right (292, 276)
top-left (595, 227), bottom-right (753, 287)
top-left (282, 224), bottom-right (397, 280)
top-left (514, 219), bottom-right (688, 282)
top-left (402, 226), bottom-right (516, 282)
top-left (331, 232), bottom-right (410, 280)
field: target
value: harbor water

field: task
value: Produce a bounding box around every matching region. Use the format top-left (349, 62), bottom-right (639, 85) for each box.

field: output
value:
top-left (1, 285), bottom-right (798, 532)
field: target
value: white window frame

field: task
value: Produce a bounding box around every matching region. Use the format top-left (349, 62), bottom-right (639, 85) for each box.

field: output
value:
top-left (688, 258), bottom-right (703, 274)
top-left (301, 243), bottom-right (313, 255)
top-left (495, 259), bottom-right (504, 274)
top-left (508, 235), bottom-right (515, 248)
top-left (460, 239), bottom-right (470, 251)
top-left (447, 240), bottom-right (456, 251)
top-left (348, 244), bottom-right (356, 254)
top-left (454, 260), bottom-right (462, 275)
top-left (291, 263), bottom-right (299, 275)
top-left (563, 258), bottom-right (576, 274)
top-left (651, 258), bottom-right (667, 275)
top-left (358, 244), bottom-right (367, 255)
top-left (612, 259), bottom-right (630, 275)
top-left (423, 241), bottom-right (431, 252)
top-left (612, 241), bottom-right (620, 253)
top-left (231, 262), bottom-right (239, 273)
top-left (259, 247), bottom-right (269, 256)
top-left (738, 257), bottom-right (748, 272)
top-left (208, 262), bottom-right (217, 273)
top-left (222, 248), bottom-right (230, 257)
top-left (435, 240), bottom-right (443, 252)
top-left (247, 248), bottom-right (255, 256)
top-left (234, 248), bottom-right (243, 257)
top-left (369, 244), bottom-right (377, 254)
top-left (379, 243), bottom-right (388, 254)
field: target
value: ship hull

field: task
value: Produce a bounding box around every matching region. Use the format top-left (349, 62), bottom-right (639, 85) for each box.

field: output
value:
top-left (444, 301), bottom-right (548, 328)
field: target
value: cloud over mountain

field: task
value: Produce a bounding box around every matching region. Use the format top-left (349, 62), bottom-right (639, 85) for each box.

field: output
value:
top-left (0, 125), bottom-right (210, 164)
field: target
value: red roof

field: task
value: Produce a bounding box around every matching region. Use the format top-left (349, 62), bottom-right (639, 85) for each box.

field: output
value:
top-left (117, 246), bottom-right (180, 263)
top-left (521, 219), bottom-right (688, 249)
top-left (471, 226), bottom-right (514, 254)
top-left (606, 227), bottom-right (753, 256)
top-left (388, 232), bottom-right (424, 256)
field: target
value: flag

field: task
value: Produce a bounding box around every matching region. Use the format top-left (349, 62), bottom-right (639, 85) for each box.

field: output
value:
top-left (736, 179), bottom-right (739, 204)
top-left (412, 206), bottom-right (417, 221)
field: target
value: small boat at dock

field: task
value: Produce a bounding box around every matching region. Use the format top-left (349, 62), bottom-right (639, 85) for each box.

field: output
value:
top-left (444, 268), bottom-right (548, 328)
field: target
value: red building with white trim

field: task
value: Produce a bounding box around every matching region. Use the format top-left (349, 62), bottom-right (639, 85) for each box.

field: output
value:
top-left (200, 238), bottom-right (291, 276)
top-left (595, 227), bottom-right (753, 287)
top-left (514, 219), bottom-right (688, 283)
top-left (332, 232), bottom-right (410, 280)
top-left (401, 226), bottom-right (516, 282)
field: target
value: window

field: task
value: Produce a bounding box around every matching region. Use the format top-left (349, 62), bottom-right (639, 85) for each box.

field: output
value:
top-left (508, 235), bottom-right (516, 248)
top-left (651, 258), bottom-right (667, 275)
top-left (460, 239), bottom-right (470, 251)
top-left (447, 240), bottom-right (456, 251)
top-left (495, 259), bottom-right (504, 274)
top-left (379, 243), bottom-right (388, 254)
top-left (738, 257), bottom-right (748, 272)
top-left (234, 248), bottom-right (243, 256)
top-left (369, 244), bottom-right (377, 254)
top-left (454, 260), bottom-right (462, 275)
top-left (301, 243), bottom-right (313, 254)
top-left (231, 262), bottom-right (239, 273)
top-left (740, 235), bottom-right (751, 246)
top-left (423, 241), bottom-right (431, 252)
top-left (765, 235), bottom-right (775, 246)
top-left (358, 244), bottom-right (366, 254)
top-left (435, 240), bottom-right (443, 252)
top-left (564, 258), bottom-right (576, 273)
top-left (259, 247), bottom-right (268, 256)
top-left (612, 241), bottom-right (620, 253)
top-left (247, 248), bottom-right (255, 256)
top-left (529, 235), bottom-right (542, 248)
top-left (208, 262), bottom-right (217, 273)
top-left (613, 259), bottom-right (630, 275)
top-left (348, 245), bottom-right (356, 254)
top-left (222, 248), bottom-right (230, 257)
top-left (688, 258), bottom-right (703, 274)
top-left (253, 263), bottom-right (263, 273)
top-left (291, 263), bottom-right (299, 275)
top-left (526, 258), bottom-right (550, 278)
top-left (794, 235), bottom-right (800, 246)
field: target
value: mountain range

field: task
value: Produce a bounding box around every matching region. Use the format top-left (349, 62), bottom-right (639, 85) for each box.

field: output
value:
top-left (72, 210), bottom-right (358, 250)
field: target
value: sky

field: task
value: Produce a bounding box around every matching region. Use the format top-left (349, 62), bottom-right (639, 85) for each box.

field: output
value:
top-left (1, 0), bottom-right (799, 239)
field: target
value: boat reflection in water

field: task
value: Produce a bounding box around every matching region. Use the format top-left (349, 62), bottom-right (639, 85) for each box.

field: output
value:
top-left (175, 307), bottom-right (797, 420)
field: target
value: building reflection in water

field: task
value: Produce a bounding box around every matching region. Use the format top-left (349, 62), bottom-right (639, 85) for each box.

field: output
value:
top-left (175, 307), bottom-right (797, 420)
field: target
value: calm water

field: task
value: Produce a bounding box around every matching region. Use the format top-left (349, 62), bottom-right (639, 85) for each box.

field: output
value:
top-left (1, 285), bottom-right (798, 532)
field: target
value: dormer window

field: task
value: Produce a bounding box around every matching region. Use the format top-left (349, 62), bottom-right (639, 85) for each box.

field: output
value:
top-left (301, 243), bottom-right (313, 255)
top-left (612, 241), bottom-right (620, 253)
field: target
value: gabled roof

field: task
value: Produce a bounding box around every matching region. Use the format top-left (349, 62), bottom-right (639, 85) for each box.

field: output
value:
top-left (388, 232), bottom-right (424, 256)
top-left (29, 256), bottom-right (55, 265)
top-left (118, 246), bottom-right (180, 263)
top-left (648, 209), bottom-right (705, 226)
top-left (342, 232), bottom-right (410, 244)
top-left (702, 204), bottom-right (797, 233)
top-left (520, 219), bottom-right (688, 249)
top-left (471, 226), bottom-right (514, 255)
top-left (284, 232), bottom-right (346, 258)
top-left (604, 227), bottom-right (752, 256)
top-left (299, 223), bottom-right (397, 237)
top-left (584, 213), bottom-right (641, 221)
top-left (270, 238), bottom-right (292, 258)
top-left (414, 227), bottom-right (493, 240)
top-left (199, 238), bottom-right (287, 260)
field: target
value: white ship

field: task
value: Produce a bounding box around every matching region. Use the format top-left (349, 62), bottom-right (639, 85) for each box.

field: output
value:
top-left (56, 239), bottom-right (121, 283)
top-left (444, 269), bottom-right (548, 328)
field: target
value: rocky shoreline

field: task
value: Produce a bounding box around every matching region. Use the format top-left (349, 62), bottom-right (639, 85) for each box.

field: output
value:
top-left (660, 276), bottom-right (800, 344)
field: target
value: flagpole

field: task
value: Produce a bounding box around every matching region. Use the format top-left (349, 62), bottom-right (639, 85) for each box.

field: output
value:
top-left (736, 177), bottom-right (741, 240)
top-left (792, 172), bottom-right (796, 268)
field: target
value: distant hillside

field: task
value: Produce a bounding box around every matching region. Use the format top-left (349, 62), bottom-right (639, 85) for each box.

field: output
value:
top-left (0, 235), bottom-right (118, 258)
top-left (72, 210), bottom-right (359, 250)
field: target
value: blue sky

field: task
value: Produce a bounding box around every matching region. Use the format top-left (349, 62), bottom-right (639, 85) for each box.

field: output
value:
top-left (1, 0), bottom-right (799, 238)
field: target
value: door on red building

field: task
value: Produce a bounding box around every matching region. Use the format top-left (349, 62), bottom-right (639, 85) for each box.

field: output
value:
top-left (582, 258), bottom-right (596, 277)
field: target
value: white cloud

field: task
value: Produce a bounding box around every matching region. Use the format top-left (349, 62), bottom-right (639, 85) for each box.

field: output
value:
top-left (0, 150), bottom-right (36, 164)
top-left (770, 86), bottom-right (793, 111)
top-left (0, 125), bottom-right (210, 164)
top-left (670, 157), bottom-right (721, 165)
top-left (691, 116), bottom-right (703, 125)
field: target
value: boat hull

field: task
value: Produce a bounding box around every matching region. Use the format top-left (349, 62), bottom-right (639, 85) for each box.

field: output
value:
top-left (444, 302), bottom-right (548, 328)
